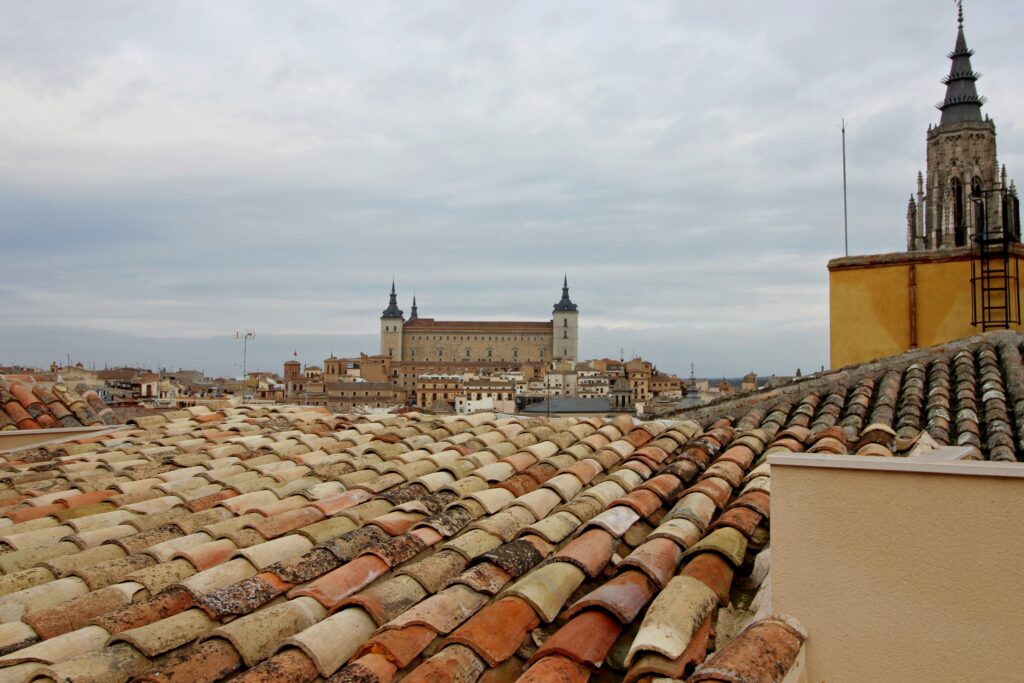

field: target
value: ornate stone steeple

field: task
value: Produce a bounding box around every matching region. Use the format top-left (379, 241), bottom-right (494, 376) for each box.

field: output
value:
top-left (937, 3), bottom-right (985, 125)
top-left (381, 281), bottom-right (404, 319)
top-left (410, 295), bottom-right (419, 321)
top-left (906, 3), bottom-right (1013, 251)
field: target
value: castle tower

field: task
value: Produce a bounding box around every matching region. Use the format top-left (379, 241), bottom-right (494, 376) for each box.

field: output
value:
top-left (909, 4), bottom-right (1007, 251)
top-left (552, 276), bottom-right (579, 362)
top-left (380, 281), bottom-right (404, 359)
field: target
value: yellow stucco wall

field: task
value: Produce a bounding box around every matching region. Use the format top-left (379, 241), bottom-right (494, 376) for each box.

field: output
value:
top-left (829, 264), bottom-right (911, 367)
top-left (829, 250), bottom-right (1024, 368)
top-left (771, 457), bottom-right (1024, 682)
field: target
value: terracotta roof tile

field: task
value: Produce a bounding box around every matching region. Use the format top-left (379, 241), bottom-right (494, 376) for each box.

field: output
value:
top-left (625, 574), bottom-right (718, 665)
top-left (284, 606), bottom-right (376, 676)
top-left (0, 404), bottom-right (798, 680)
top-left (444, 596), bottom-right (539, 666)
top-left (290, 555), bottom-right (389, 610)
top-left (357, 623), bottom-right (437, 668)
top-left (529, 608), bottom-right (622, 668)
top-left (401, 643), bottom-right (486, 683)
top-left (384, 583), bottom-right (488, 634)
top-left (546, 528), bottom-right (616, 578)
top-left (689, 615), bottom-right (806, 683)
top-left (518, 654), bottom-right (590, 682)
top-left (624, 611), bottom-right (714, 682)
top-left (565, 569), bottom-right (655, 624)
top-left (135, 637), bottom-right (242, 682)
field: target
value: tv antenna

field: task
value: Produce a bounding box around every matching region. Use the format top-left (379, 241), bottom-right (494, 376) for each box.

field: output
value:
top-left (234, 329), bottom-right (256, 399)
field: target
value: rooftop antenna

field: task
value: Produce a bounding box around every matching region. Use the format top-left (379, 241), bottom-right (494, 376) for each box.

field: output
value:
top-left (839, 118), bottom-right (849, 256)
top-left (234, 329), bottom-right (256, 400)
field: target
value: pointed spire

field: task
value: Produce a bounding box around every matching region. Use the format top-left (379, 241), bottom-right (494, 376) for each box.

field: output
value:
top-left (381, 282), bottom-right (404, 319)
top-left (938, 2), bottom-right (985, 125)
top-left (410, 295), bottom-right (419, 320)
top-left (553, 276), bottom-right (578, 313)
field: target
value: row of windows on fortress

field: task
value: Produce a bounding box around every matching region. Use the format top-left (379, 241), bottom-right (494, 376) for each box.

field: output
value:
top-left (397, 348), bottom-right (547, 359)
top-left (380, 331), bottom-right (558, 342)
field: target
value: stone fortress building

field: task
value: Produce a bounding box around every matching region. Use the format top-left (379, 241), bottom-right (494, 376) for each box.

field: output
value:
top-left (906, 3), bottom-right (1018, 251)
top-left (380, 278), bottom-right (579, 364)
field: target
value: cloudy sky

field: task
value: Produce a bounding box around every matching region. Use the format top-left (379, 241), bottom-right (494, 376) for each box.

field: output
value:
top-left (2, 1), bottom-right (1022, 378)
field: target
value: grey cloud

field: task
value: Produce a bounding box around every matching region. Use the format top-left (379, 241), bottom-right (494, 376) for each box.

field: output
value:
top-left (0, 0), bottom-right (1021, 377)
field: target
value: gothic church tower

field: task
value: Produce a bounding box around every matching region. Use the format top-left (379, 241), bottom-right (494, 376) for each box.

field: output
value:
top-left (907, 4), bottom-right (1016, 251)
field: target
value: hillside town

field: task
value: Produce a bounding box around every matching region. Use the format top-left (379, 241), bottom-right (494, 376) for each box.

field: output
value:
top-left (2, 352), bottom-right (778, 424)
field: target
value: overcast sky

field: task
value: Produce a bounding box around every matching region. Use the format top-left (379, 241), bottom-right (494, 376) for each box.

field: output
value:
top-left (2, 1), bottom-right (1022, 379)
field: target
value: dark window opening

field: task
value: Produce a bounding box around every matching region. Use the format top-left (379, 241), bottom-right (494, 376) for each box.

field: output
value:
top-left (952, 177), bottom-right (966, 246)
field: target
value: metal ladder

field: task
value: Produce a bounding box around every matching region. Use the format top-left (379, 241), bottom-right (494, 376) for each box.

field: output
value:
top-left (970, 188), bottom-right (1021, 330)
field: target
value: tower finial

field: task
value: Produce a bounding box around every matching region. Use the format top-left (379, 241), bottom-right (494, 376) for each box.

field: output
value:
top-left (553, 275), bottom-right (577, 313)
top-left (382, 280), bottom-right (403, 318)
top-left (957, 0), bottom-right (963, 28)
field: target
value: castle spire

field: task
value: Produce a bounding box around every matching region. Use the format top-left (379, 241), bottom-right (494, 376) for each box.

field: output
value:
top-left (553, 276), bottom-right (578, 313)
top-left (381, 281), bottom-right (404, 319)
top-left (410, 295), bottom-right (419, 320)
top-left (938, 2), bottom-right (985, 125)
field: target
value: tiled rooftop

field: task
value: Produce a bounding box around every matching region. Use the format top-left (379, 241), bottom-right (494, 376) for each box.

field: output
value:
top-left (0, 379), bottom-right (118, 431)
top-left (678, 330), bottom-right (1024, 463)
top-left (0, 331), bottom-right (1019, 682)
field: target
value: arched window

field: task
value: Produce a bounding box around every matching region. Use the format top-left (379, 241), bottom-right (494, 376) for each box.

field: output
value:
top-left (563, 330), bottom-right (568, 339)
top-left (952, 177), bottom-right (966, 246)
top-left (972, 176), bottom-right (985, 237)
top-left (563, 319), bottom-right (567, 327)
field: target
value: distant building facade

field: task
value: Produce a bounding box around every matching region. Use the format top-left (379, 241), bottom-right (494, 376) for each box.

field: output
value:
top-left (380, 279), bottom-right (579, 364)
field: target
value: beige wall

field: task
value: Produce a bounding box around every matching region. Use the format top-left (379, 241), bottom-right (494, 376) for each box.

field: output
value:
top-left (770, 454), bottom-right (1024, 682)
